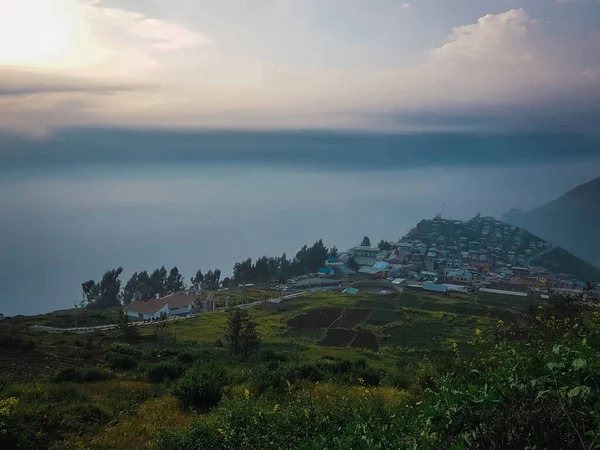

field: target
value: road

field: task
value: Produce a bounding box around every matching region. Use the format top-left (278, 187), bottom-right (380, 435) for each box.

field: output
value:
top-left (29, 291), bottom-right (309, 334)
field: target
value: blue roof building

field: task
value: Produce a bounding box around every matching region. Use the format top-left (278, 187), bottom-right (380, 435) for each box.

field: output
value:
top-left (318, 268), bottom-right (334, 276)
top-left (373, 261), bottom-right (390, 270)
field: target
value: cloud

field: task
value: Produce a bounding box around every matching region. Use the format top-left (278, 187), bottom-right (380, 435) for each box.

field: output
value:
top-left (0, 0), bottom-right (211, 75)
top-left (1, 5), bottom-right (599, 135)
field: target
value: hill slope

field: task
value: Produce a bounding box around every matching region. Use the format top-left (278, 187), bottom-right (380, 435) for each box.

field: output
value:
top-left (504, 176), bottom-right (600, 267)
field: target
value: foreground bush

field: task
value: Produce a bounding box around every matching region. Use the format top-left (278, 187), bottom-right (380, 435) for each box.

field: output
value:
top-left (151, 305), bottom-right (600, 450)
top-left (53, 367), bottom-right (112, 383)
top-left (107, 352), bottom-right (137, 371)
top-left (171, 364), bottom-right (226, 410)
top-left (147, 363), bottom-right (183, 383)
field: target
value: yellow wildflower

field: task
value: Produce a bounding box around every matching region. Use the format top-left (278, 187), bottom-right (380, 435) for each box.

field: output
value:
top-left (217, 428), bottom-right (226, 436)
top-left (244, 388), bottom-right (250, 400)
top-left (497, 319), bottom-right (504, 325)
top-left (273, 404), bottom-right (279, 412)
top-left (475, 328), bottom-right (481, 336)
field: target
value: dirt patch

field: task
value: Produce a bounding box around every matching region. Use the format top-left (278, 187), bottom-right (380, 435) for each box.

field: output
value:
top-left (350, 331), bottom-right (379, 352)
top-left (287, 308), bottom-right (344, 330)
top-left (335, 309), bottom-right (371, 329)
top-left (318, 329), bottom-right (356, 347)
top-left (0, 349), bottom-right (80, 381)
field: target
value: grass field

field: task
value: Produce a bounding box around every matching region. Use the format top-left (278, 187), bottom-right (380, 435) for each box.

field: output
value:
top-left (0, 289), bottom-right (551, 449)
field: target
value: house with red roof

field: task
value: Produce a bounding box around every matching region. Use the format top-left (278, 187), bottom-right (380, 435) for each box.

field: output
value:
top-left (124, 290), bottom-right (198, 320)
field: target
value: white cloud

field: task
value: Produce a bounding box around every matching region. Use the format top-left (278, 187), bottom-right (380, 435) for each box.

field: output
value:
top-left (0, 0), bottom-right (210, 75)
top-left (1, 5), bottom-right (599, 135)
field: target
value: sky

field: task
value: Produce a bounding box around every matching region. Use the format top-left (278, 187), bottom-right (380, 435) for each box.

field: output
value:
top-left (1, 0), bottom-right (600, 136)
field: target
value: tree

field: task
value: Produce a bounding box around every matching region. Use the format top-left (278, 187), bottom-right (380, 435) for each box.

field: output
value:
top-left (150, 266), bottom-right (168, 297)
top-left (347, 256), bottom-right (360, 272)
top-left (166, 266), bottom-right (185, 293)
top-left (97, 267), bottom-right (124, 308)
top-left (203, 269), bottom-right (221, 290)
top-left (377, 240), bottom-right (393, 251)
top-left (361, 236), bottom-right (371, 247)
top-left (191, 270), bottom-right (204, 289)
top-left (221, 277), bottom-right (233, 288)
top-left (328, 246), bottom-right (339, 258)
top-left (224, 309), bottom-right (260, 359)
top-left (279, 253), bottom-right (291, 280)
top-left (117, 308), bottom-right (139, 342)
top-left (123, 272), bottom-right (139, 305)
top-left (81, 279), bottom-right (100, 306)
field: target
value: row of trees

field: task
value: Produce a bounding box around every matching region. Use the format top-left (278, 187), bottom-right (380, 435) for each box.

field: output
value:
top-left (82, 236), bottom-right (376, 307)
top-left (231, 240), bottom-right (338, 285)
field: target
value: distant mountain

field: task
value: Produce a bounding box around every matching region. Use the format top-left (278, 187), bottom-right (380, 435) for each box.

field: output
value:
top-left (504, 176), bottom-right (600, 269)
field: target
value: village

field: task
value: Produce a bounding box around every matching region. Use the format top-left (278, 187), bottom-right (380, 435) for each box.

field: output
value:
top-left (121, 215), bottom-right (600, 322)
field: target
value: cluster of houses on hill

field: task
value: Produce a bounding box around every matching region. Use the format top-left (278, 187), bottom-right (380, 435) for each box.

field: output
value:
top-left (302, 215), bottom-right (599, 300)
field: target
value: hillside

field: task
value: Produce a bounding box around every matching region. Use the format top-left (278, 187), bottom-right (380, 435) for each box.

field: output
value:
top-left (504, 176), bottom-right (600, 267)
top-left (2, 291), bottom-right (600, 449)
top-left (532, 247), bottom-right (600, 282)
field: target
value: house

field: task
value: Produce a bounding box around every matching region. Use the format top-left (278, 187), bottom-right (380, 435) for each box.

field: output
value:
top-left (350, 246), bottom-right (378, 258)
top-left (318, 267), bottom-right (335, 277)
top-left (446, 270), bottom-right (474, 284)
top-left (125, 297), bottom-right (170, 321)
top-left (424, 281), bottom-right (448, 293)
top-left (358, 266), bottom-right (388, 278)
top-left (334, 265), bottom-right (356, 277)
top-left (165, 291), bottom-right (198, 316)
top-left (344, 287), bottom-right (360, 295)
top-left (387, 248), bottom-right (408, 265)
top-left (125, 290), bottom-right (197, 320)
top-left (326, 257), bottom-right (339, 266)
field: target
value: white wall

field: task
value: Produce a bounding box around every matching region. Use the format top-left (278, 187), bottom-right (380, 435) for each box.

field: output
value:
top-left (479, 288), bottom-right (527, 297)
top-left (169, 304), bottom-right (192, 316)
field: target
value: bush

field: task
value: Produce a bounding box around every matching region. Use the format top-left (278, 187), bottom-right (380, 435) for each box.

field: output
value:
top-left (147, 363), bottom-right (183, 383)
top-left (0, 336), bottom-right (35, 351)
top-left (107, 352), bottom-right (137, 371)
top-left (256, 348), bottom-right (288, 363)
top-left (171, 364), bottom-right (226, 410)
top-left (53, 367), bottom-right (111, 383)
top-left (176, 352), bottom-right (195, 365)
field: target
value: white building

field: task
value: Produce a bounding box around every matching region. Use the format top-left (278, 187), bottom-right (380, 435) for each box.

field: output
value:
top-left (125, 290), bottom-right (197, 320)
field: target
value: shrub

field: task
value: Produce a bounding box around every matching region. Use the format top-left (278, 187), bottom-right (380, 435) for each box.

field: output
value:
top-left (53, 367), bottom-right (112, 383)
top-left (176, 352), bottom-right (195, 365)
top-left (80, 367), bottom-right (112, 382)
top-left (256, 348), bottom-right (288, 363)
top-left (171, 364), bottom-right (226, 410)
top-left (147, 363), bottom-right (182, 383)
top-left (53, 368), bottom-right (82, 383)
top-left (0, 336), bottom-right (35, 351)
top-left (107, 352), bottom-right (137, 371)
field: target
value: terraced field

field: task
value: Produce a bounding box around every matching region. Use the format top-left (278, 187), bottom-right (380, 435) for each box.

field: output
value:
top-left (277, 289), bottom-right (539, 355)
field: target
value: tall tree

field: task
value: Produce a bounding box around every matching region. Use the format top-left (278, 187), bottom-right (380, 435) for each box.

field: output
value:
top-left (81, 280), bottom-right (99, 306)
top-left (166, 266), bottom-right (185, 293)
top-left (377, 240), bottom-right (393, 251)
top-left (122, 272), bottom-right (139, 305)
top-left (191, 269), bottom-right (204, 289)
top-left (279, 253), bottom-right (291, 280)
top-left (224, 309), bottom-right (261, 360)
top-left (97, 267), bottom-right (124, 308)
top-left (150, 266), bottom-right (168, 297)
top-left (361, 236), bottom-right (371, 247)
top-left (328, 246), bottom-right (339, 258)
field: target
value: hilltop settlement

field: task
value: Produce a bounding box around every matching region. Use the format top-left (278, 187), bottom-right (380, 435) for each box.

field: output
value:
top-left (118, 214), bottom-right (600, 322)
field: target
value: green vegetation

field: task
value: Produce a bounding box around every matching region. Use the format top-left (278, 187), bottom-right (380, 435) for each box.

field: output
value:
top-left (533, 246), bottom-right (600, 282)
top-left (1, 291), bottom-right (600, 449)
